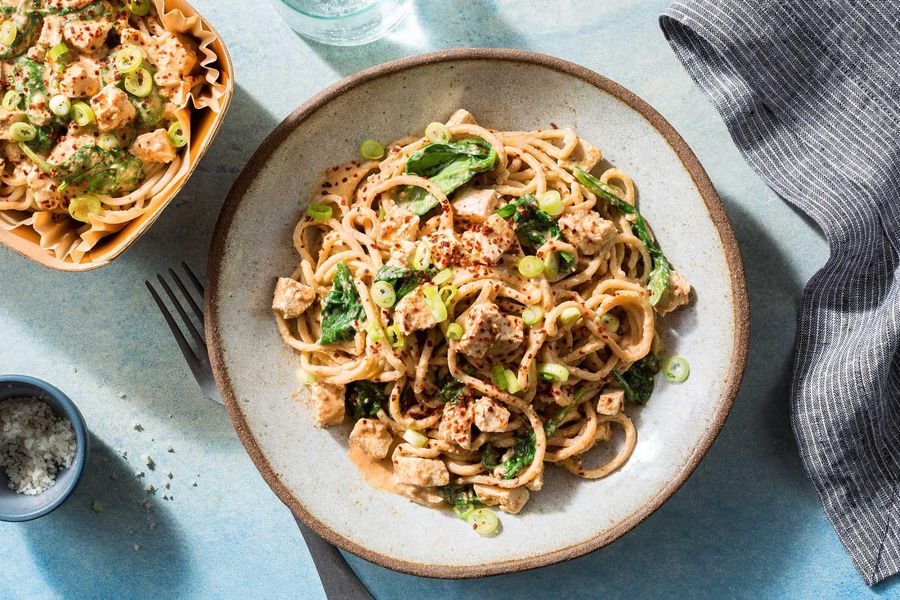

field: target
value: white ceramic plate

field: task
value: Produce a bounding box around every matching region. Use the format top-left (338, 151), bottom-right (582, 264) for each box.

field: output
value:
top-left (207, 49), bottom-right (748, 578)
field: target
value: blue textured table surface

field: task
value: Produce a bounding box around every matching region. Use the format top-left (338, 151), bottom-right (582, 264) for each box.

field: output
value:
top-left (2, 1), bottom-right (899, 598)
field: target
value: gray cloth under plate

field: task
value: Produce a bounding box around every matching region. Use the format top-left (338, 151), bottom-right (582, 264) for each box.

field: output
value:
top-left (660, 0), bottom-right (900, 585)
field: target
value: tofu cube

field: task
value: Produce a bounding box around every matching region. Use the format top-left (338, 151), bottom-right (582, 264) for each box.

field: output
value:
top-left (452, 187), bottom-right (498, 223)
top-left (473, 396), bottom-right (510, 432)
top-left (272, 277), bottom-right (315, 319)
top-left (349, 418), bottom-right (393, 459)
top-left (392, 453), bottom-right (449, 487)
top-left (464, 214), bottom-right (514, 265)
top-left (438, 401), bottom-right (475, 449)
top-left (473, 484), bottom-right (530, 514)
top-left (310, 382), bottom-right (345, 427)
top-left (90, 84), bottom-right (136, 132)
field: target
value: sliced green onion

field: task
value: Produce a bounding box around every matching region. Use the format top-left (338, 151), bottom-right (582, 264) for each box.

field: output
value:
top-left (543, 252), bottom-right (559, 278)
top-left (124, 68), bottom-right (153, 98)
top-left (559, 307), bottom-right (581, 327)
top-left (70, 102), bottom-right (95, 126)
top-left (412, 242), bottom-right (431, 270)
top-left (522, 305), bottom-right (544, 326)
top-left (68, 194), bottom-right (102, 223)
top-left (126, 0), bottom-right (151, 16)
top-left (432, 268), bottom-right (454, 285)
top-left (48, 94), bottom-right (70, 118)
top-left (403, 429), bottom-right (428, 448)
top-left (2, 90), bottom-right (21, 111)
top-left (0, 20), bottom-right (17, 47)
top-left (492, 365), bottom-right (508, 391)
top-left (306, 203), bottom-right (332, 221)
top-left (518, 256), bottom-right (543, 278)
top-left (446, 323), bottom-right (464, 341)
top-left (47, 42), bottom-right (70, 63)
top-left (537, 363), bottom-right (569, 383)
top-left (538, 190), bottom-right (563, 216)
top-left (438, 284), bottom-right (457, 306)
top-left (504, 369), bottom-right (522, 394)
top-left (574, 388), bottom-right (588, 402)
top-left (601, 313), bottom-right (620, 333)
top-left (385, 324), bottom-right (405, 349)
top-left (422, 285), bottom-right (448, 323)
top-left (365, 321), bottom-right (385, 343)
top-left (359, 138), bottom-right (384, 160)
top-left (662, 355), bottom-right (690, 384)
top-left (453, 503), bottom-right (476, 520)
top-left (114, 45), bottom-right (143, 74)
top-left (98, 133), bottom-right (119, 150)
top-left (371, 280), bottom-right (396, 308)
top-left (425, 121), bottom-right (451, 144)
top-left (167, 121), bottom-right (187, 148)
top-left (495, 203), bottom-right (516, 219)
top-left (18, 142), bottom-right (52, 173)
top-left (9, 122), bottom-right (35, 143)
top-left (467, 508), bottom-right (500, 537)
top-left (300, 371), bottom-right (316, 385)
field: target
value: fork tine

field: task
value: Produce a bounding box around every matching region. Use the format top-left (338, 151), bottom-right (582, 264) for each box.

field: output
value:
top-left (168, 267), bottom-right (204, 325)
top-left (182, 261), bottom-right (204, 297)
top-left (145, 280), bottom-right (200, 367)
top-left (156, 274), bottom-right (206, 352)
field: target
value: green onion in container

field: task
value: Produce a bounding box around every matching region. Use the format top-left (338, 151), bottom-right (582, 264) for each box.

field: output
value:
top-left (98, 133), bottom-right (119, 150)
top-left (0, 20), bottom-right (17, 47)
top-left (68, 194), bottom-right (101, 223)
top-left (601, 313), bottom-right (620, 332)
top-left (492, 365), bottom-right (508, 391)
top-left (9, 122), bottom-right (35, 143)
top-left (47, 42), bottom-right (69, 63)
top-left (126, 0), bottom-right (151, 15)
top-left (48, 94), bottom-right (70, 118)
top-left (124, 68), bottom-right (153, 97)
top-left (168, 122), bottom-right (187, 148)
top-left (114, 45), bottom-right (143, 74)
top-left (2, 90), bottom-right (21, 111)
top-left (71, 102), bottom-right (95, 126)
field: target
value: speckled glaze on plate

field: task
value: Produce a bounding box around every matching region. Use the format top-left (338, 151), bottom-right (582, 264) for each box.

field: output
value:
top-left (206, 49), bottom-right (749, 578)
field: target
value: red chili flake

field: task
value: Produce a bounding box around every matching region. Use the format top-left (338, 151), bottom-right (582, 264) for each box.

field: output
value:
top-left (550, 122), bottom-right (559, 129)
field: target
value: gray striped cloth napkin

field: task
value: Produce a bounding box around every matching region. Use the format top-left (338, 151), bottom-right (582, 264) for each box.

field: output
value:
top-left (660, 0), bottom-right (900, 585)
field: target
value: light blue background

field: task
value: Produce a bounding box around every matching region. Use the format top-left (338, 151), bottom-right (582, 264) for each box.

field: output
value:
top-left (2, 1), bottom-right (898, 598)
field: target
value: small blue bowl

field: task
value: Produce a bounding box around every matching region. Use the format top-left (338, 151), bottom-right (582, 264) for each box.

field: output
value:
top-left (0, 375), bottom-right (90, 522)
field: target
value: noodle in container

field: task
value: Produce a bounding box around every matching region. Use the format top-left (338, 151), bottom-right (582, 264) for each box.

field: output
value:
top-left (0, 0), bottom-right (233, 271)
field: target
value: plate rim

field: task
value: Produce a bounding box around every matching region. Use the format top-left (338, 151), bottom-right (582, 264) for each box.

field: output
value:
top-left (205, 48), bottom-right (750, 579)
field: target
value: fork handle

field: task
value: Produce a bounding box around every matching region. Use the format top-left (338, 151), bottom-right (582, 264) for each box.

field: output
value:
top-left (296, 517), bottom-right (375, 600)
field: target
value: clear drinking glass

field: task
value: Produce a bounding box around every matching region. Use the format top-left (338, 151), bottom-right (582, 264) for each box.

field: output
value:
top-left (274, 0), bottom-right (412, 46)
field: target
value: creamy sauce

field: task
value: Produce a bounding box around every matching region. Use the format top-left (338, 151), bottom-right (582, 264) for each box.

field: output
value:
top-left (348, 444), bottom-right (398, 494)
top-left (348, 444), bottom-right (444, 508)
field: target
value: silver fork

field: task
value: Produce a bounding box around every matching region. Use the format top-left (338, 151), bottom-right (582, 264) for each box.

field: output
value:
top-left (146, 263), bottom-right (374, 600)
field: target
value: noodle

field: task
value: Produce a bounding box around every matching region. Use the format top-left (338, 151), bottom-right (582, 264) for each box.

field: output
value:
top-left (273, 110), bottom-right (692, 519)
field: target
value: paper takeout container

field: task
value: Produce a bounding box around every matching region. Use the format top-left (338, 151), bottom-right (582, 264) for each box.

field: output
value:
top-left (0, 0), bottom-right (234, 272)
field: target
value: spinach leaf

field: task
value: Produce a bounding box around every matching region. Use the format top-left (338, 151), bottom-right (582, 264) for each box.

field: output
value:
top-left (437, 378), bottom-right (470, 405)
top-left (400, 137), bottom-right (498, 215)
top-left (319, 262), bottom-right (365, 345)
top-left (345, 381), bottom-right (387, 420)
top-left (573, 167), bottom-right (671, 305)
top-left (373, 265), bottom-right (432, 305)
top-left (14, 57), bottom-right (46, 104)
top-left (439, 484), bottom-right (485, 519)
top-left (613, 354), bottom-right (660, 405)
top-left (501, 431), bottom-right (536, 480)
top-left (128, 86), bottom-right (165, 128)
top-left (501, 194), bottom-right (575, 276)
top-left (55, 146), bottom-right (144, 195)
top-left (481, 443), bottom-right (500, 470)
top-left (28, 122), bottom-right (65, 154)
